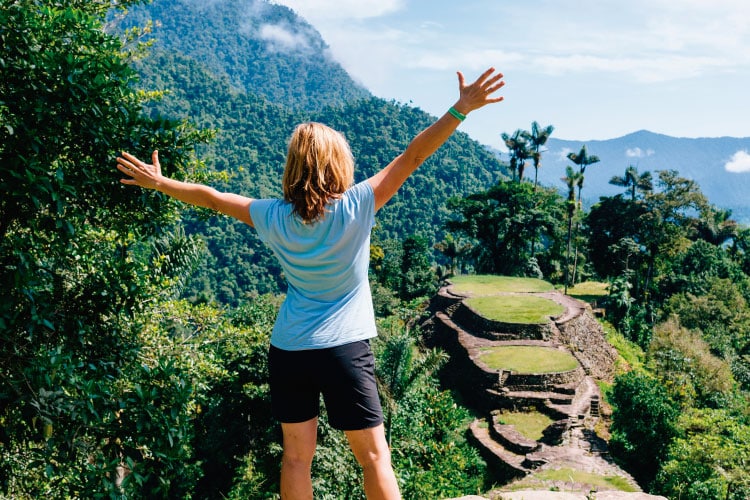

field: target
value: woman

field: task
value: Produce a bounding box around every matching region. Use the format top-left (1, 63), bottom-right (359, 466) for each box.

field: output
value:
top-left (117, 67), bottom-right (504, 500)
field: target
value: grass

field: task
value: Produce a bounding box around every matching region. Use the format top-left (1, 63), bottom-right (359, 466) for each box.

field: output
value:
top-left (601, 319), bottom-right (646, 374)
top-left (532, 467), bottom-right (638, 492)
top-left (466, 295), bottom-right (564, 324)
top-left (496, 410), bottom-right (554, 441)
top-left (478, 346), bottom-right (579, 373)
top-left (450, 274), bottom-right (554, 295)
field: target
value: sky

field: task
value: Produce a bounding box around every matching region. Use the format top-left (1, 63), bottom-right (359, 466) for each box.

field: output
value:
top-left (270, 0), bottom-right (749, 153)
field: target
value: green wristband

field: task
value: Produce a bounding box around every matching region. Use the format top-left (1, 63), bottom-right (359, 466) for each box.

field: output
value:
top-left (448, 107), bottom-right (466, 122)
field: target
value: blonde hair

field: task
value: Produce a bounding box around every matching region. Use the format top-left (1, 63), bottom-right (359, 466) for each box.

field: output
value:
top-left (282, 122), bottom-right (355, 223)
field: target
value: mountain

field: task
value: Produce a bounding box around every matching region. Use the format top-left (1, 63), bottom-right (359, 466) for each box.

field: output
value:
top-left (534, 131), bottom-right (750, 222)
top-left (119, 0), bottom-right (506, 303)
top-left (119, 0), bottom-right (370, 110)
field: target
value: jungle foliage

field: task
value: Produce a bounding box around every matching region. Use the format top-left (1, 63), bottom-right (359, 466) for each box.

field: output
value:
top-left (3, 1), bottom-right (750, 499)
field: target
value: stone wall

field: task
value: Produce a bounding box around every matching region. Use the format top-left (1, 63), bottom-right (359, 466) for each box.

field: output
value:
top-left (452, 302), bottom-right (553, 341)
top-left (554, 310), bottom-right (618, 381)
top-left (432, 313), bottom-right (501, 409)
top-left (503, 367), bottom-right (585, 391)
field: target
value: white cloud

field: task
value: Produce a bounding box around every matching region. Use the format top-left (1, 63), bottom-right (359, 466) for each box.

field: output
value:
top-left (259, 23), bottom-right (312, 52)
top-left (725, 150), bottom-right (750, 173)
top-left (626, 147), bottom-right (655, 158)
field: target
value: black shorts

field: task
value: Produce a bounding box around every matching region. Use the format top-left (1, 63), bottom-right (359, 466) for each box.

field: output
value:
top-left (268, 340), bottom-right (384, 431)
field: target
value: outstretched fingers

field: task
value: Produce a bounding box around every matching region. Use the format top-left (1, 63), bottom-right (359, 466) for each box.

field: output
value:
top-left (116, 152), bottom-right (151, 185)
top-left (479, 70), bottom-right (505, 94)
top-left (459, 68), bottom-right (505, 109)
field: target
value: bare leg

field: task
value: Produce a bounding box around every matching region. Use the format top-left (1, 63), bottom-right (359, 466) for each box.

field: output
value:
top-left (345, 424), bottom-right (401, 500)
top-left (280, 417), bottom-right (318, 500)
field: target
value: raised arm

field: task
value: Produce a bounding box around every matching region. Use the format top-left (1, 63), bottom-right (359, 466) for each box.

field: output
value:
top-left (368, 67), bottom-right (505, 211)
top-left (116, 151), bottom-right (255, 226)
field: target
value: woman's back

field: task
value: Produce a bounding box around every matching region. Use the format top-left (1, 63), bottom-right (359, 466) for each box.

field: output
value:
top-left (250, 181), bottom-right (378, 350)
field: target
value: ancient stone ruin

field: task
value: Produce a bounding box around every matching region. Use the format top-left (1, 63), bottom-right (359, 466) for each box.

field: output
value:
top-left (422, 282), bottom-right (652, 494)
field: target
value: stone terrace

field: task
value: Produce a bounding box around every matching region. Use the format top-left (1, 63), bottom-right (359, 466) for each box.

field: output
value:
top-left (422, 282), bottom-right (654, 496)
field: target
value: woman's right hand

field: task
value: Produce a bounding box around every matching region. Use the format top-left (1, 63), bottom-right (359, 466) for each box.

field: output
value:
top-left (116, 150), bottom-right (164, 190)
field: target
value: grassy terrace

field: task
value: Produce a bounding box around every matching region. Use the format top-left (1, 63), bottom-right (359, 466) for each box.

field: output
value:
top-left (479, 346), bottom-right (579, 373)
top-left (496, 410), bottom-right (554, 441)
top-left (449, 275), bottom-right (564, 324)
top-left (508, 467), bottom-right (639, 493)
top-left (450, 275), bottom-right (554, 295)
top-left (466, 295), bottom-right (564, 324)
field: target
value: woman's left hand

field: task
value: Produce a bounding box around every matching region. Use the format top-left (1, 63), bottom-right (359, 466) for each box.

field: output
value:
top-left (453, 67), bottom-right (505, 115)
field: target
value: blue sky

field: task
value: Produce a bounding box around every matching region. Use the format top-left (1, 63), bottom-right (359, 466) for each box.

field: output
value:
top-left (271, 0), bottom-right (749, 156)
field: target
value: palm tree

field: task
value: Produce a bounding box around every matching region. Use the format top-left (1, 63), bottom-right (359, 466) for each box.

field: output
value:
top-left (501, 129), bottom-right (530, 182)
top-left (566, 145), bottom-right (599, 286)
top-left (524, 121), bottom-right (555, 190)
top-left (434, 234), bottom-right (471, 276)
top-left (562, 166), bottom-right (583, 293)
top-left (696, 206), bottom-right (739, 246)
top-left (523, 122), bottom-right (554, 257)
top-left (567, 145), bottom-right (600, 202)
top-left (609, 165), bottom-right (653, 201)
top-left (376, 328), bottom-right (447, 445)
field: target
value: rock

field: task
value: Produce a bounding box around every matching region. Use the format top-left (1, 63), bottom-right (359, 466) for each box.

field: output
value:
top-left (494, 492), bottom-right (667, 500)
top-left (448, 492), bottom-right (669, 500)
top-left (596, 493), bottom-right (668, 500)
top-left (496, 492), bottom-right (584, 499)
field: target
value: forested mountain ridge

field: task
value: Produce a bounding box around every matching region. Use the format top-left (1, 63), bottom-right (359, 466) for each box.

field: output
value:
top-left (122, 0), bottom-right (507, 303)
top-left (119, 0), bottom-right (369, 110)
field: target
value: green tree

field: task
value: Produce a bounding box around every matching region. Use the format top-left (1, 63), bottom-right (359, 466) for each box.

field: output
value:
top-left (566, 145), bottom-right (599, 284)
top-left (567, 144), bottom-right (600, 203)
top-left (400, 234), bottom-right (438, 301)
top-left (654, 408), bottom-right (750, 500)
top-left (608, 371), bottom-right (680, 488)
top-left (374, 319), bottom-right (447, 445)
top-left (639, 170), bottom-right (709, 297)
top-left (587, 170), bottom-right (711, 301)
top-left (586, 196), bottom-right (649, 283)
top-left (446, 180), bottom-right (566, 279)
top-left (434, 233), bottom-right (472, 277)
top-left (0, 1), bottom-right (210, 496)
top-left (661, 278), bottom-right (750, 391)
top-left (609, 165), bottom-right (653, 201)
top-left (648, 319), bottom-right (736, 408)
top-left (660, 239), bottom-right (747, 299)
top-left (695, 206), bottom-right (739, 246)
top-left (524, 122), bottom-right (555, 256)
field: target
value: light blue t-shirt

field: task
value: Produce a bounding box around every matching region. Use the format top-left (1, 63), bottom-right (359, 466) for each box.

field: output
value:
top-left (249, 181), bottom-right (378, 350)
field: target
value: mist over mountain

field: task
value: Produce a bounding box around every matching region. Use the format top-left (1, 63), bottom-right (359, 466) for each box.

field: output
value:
top-left (120, 0), bottom-right (370, 110)
top-left (533, 131), bottom-right (750, 222)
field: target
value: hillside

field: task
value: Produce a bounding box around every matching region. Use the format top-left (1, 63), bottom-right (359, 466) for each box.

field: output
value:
top-left (119, 0), bottom-right (369, 110)
top-left (535, 131), bottom-right (750, 221)
top-left (121, 0), bottom-right (506, 303)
